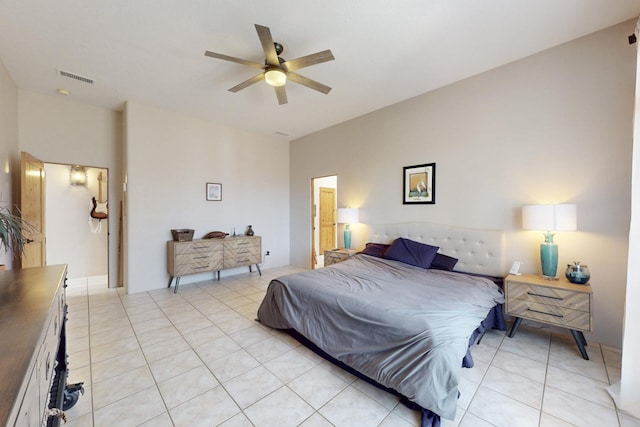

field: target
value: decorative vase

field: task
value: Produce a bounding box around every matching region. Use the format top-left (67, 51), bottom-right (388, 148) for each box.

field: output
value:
top-left (540, 232), bottom-right (558, 278)
top-left (565, 261), bottom-right (590, 284)
top-left (344, 224), bottom-right (352, 249)
top-left (246, 225), bottom-right (254, 236)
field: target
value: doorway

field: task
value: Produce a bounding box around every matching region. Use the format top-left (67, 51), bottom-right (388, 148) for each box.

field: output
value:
top-left (44, 163), bottom-right (109, 286)
top-left (311, 175), bottom-right (337, 269)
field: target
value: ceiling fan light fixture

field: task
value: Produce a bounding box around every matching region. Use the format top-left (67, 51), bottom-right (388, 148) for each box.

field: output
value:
top-left (264, 68), bottom-right (287, 87)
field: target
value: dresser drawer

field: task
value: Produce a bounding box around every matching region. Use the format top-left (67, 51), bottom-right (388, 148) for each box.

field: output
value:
top-left (174, 240), bottom-right (220, 255)
top-left (223, 236), bottom-right (260, 250)
top-left (507, 282), bottom-right (590, 312)
top-left (507, 299), bottom-right (590, 330)
top-left (173, 251), bottom-right (223, 275)
top-left (223, 246), bottom-right (260, 268)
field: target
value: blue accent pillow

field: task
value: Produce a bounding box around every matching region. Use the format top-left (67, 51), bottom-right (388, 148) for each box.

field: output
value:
top-left (430, 253), bottom-right (459, 271)
top-left (383, 238), bottom-right (439, 269)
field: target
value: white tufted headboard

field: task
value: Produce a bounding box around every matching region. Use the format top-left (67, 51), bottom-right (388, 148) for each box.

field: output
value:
top-left (367, 222), bottom-right (506, 277)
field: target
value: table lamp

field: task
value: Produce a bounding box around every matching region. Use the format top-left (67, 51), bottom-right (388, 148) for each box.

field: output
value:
top-left (522, 204), bottom-right (577, 279)
top-left (337, 208), bottom-right (359, 249)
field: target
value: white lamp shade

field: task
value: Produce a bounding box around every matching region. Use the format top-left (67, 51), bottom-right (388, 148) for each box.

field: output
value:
top-left (337, 208), bottom-right (359, 224)
top-left (522, 204), bottom-right (577, 231)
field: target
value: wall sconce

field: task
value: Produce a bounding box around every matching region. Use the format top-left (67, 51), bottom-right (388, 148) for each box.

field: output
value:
top-left (337, 208), bottom-right (360, 249)
top-left (69, 165), bottom-right (87, 186)
top-left (522, 204), bottom-right (577, 279)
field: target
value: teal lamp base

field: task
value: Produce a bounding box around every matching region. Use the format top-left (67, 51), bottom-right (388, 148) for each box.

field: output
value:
top-left (540, 232), bottom-right (558, 279)
top-left (344, 224), bottom-right (352, 250)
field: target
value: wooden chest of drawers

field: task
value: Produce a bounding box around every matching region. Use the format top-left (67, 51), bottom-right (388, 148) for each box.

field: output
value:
top-left (167, 236), bottom-right (262, 293)
top-left (505, 274), bottom-right (592, 359)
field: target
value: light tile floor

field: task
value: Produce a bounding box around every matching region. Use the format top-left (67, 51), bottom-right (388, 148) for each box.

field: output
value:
top-left (62, 268), bottom-right (640, 427)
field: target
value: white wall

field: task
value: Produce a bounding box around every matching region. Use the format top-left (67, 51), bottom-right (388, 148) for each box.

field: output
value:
top-left (0, 59), bottom-right (18, 268)
top-left (124, 102), bottom-right (290, 293)
top-left (290, 21), bottom-right (635, 347)
top-left (17, 90), bottom-right (122, 286)
top-left (44, 163), bottom-right (108, 279)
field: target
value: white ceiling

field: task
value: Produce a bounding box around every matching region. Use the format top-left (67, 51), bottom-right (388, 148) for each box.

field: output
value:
top-left (1, 0), bottom-right (639, 140)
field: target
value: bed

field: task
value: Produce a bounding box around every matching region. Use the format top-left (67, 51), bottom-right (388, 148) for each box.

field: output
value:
top-left (257, 222), bottom-right (507, 426)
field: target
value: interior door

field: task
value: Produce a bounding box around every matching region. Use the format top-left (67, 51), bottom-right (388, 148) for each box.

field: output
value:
top-left (319, 187), bottom-right (336, 254)
top-left (19, 152), bottom-right (46, 268)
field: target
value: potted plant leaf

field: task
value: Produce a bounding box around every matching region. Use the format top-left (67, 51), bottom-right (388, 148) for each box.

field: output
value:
top-left (0, 206), bottom-right (32, 269)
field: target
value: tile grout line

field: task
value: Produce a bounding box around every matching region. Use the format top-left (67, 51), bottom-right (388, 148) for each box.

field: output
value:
top-left (598, 344), bottom-right (623, 427)
top-left (144, 278), bottom-right (272, 425)
top-left (538, 328), bottom-right (552, 427)
top-left (118, 286), bottom-right (179, 426)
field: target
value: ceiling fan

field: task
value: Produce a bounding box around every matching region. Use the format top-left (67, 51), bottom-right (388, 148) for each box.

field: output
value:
top-left (204, 24), bottom-right (335, 105)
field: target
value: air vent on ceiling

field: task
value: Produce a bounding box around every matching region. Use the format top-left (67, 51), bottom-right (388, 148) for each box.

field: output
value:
top-left (56, 68), bottom-right (94, 84)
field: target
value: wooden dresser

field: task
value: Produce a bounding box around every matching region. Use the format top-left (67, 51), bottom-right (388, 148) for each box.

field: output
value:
top-left (167, 236), bottom-right (262, 293)
top-left (1, 265), bottom-right (69, 427)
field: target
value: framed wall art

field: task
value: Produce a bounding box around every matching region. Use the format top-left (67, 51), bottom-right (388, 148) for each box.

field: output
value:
top-left (403, 163), bottom-right (435, 204)
top-left (206, 182), bottom-right (222, 201)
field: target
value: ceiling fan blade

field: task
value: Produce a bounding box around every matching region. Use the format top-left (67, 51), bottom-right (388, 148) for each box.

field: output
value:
top-left (255, 24), bottom-right (279, 66)
top-left (283, 50), bottom-right (335, 72)
top-left (229, 73), bottom-right (265, 92)
top-left (205, 51), bottom-right (264, 69)
top-left (287, 72), bottom-right (332, 94)
top-left (275, 86), bottom-right (288, 105)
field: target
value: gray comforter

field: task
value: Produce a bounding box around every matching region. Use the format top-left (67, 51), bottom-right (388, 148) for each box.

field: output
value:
top-left (257, 254), bottom-right (505, 420)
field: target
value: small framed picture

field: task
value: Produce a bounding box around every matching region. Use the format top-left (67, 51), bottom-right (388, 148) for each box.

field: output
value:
top-left (403, 163), bottom-right (435, 204)
top-left (206, 183), bottom-right (222, 201)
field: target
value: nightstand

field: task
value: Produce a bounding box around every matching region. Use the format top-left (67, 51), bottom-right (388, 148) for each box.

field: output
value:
top-left (504, 274), bottom-right (593, 360)
top-left (324, 248), bottom-right (357, 266)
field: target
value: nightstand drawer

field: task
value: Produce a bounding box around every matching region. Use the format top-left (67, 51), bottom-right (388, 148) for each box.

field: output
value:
top-left (508, 282), bottom-right (590, 312)
top-left (507, 299), bottom-right (590, 330)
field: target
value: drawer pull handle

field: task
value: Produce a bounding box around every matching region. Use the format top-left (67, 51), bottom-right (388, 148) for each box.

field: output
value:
top-left (527, 308), bottom-right (564, 318)
top-left (193, 255), bottom-right (209, 260)
top-left (527, 292), bottom-right (563, 301)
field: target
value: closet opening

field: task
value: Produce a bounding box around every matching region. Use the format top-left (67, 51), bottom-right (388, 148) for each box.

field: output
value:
top-left (45, 162), bottom-right (110, 289)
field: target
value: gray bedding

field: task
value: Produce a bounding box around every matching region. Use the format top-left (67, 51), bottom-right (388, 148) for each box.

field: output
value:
top-left (257, 254), bottom-right (505, 420)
